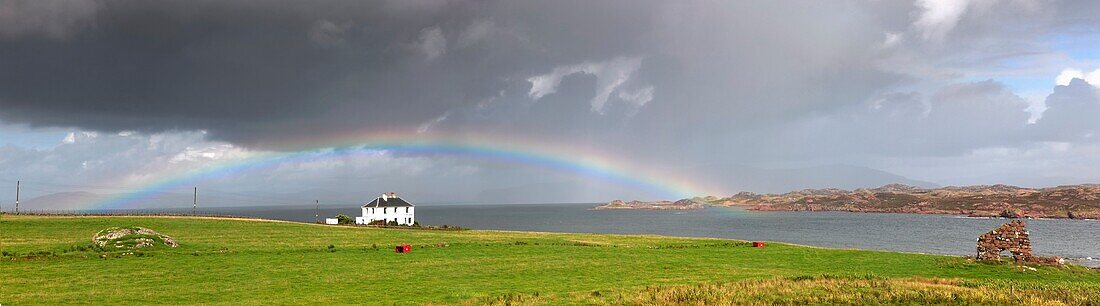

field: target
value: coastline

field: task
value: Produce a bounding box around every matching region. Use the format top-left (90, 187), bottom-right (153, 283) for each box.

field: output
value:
top-left (740, 205), bottom-right (1100, 220)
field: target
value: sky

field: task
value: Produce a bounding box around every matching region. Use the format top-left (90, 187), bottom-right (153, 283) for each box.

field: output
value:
top-left (2, 0), bottom-right (1100, 208)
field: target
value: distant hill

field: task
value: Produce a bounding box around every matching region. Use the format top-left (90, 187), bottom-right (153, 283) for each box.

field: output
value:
top-left (18, 191), bottom-right (195, 211)
top-left (474, 180), bottom-right (656, 204)
top-left (721, 183), bottom-right (1100, 219)
top-left (694, 164), bottom-right (939, 194)
top-left (17, 191), bottom-right (109, 211)
top-left (474, 164), bottom-right (937, 204)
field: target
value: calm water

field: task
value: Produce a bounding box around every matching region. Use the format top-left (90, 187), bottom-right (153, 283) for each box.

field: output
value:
top-left (104, 203), bottom-right (1100, 266)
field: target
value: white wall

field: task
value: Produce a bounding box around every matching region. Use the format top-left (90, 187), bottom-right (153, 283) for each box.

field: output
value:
top-left (357, 206), bottom-right (414, 225)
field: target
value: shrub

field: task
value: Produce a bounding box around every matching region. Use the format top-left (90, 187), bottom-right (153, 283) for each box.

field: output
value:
top-left (335, 214), bottom-right (353, 224)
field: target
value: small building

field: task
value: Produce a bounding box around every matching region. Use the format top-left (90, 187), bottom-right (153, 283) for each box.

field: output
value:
top-left (325, 218), bottom-right (339, 225)
top-left (355, 192), bottom-right (415, 225)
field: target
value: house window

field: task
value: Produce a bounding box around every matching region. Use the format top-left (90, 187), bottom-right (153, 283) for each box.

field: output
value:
top-left (405, 207), bottom-right (409, 213)
top-left (384, 208), bottom-right (387, 213)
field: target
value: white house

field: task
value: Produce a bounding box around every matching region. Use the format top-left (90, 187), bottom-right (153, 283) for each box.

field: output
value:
top-left (355, 192), bottom-right (415, 225)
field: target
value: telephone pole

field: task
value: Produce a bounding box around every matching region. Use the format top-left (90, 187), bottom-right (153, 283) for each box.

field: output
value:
top-left (192, 187), bottom-right (197, 215)
top-left (15, 180), bottom-right (20, 215)
top-left (315, 200), bottom-right (319, 223)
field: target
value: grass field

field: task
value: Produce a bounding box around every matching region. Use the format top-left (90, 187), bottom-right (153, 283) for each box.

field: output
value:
top-left (2, 214), bottom-right (1098, 305)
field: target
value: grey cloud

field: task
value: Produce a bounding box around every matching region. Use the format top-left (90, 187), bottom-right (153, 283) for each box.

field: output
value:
top-left (0, 0), bottom-right (101, 40)
top-left (412, 26), bottom-right (446, 61)
top-left (3, 0), bottom-right (1100, 192)
top-left (1033, 79), bottom-right (1100, 141)
top-left (308, 20), bottom-right (352, 47)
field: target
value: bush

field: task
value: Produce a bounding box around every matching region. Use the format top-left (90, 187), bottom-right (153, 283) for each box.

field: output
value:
top-left (335, 214), bottom-right (353, 224)
top-left (387, 220), bottom-right (398, 226)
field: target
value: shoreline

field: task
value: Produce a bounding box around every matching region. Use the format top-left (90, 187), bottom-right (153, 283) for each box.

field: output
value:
top-left (736, 206), bottom-right (1099, 221)
top-left (5, 213), bottom-right (1097, 268)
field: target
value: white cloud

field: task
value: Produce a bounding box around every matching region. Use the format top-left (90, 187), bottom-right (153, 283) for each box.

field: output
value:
top-left (412, 26), bottom-right (446, 61)
top-left (617, 86), bottom-right (654, 108)
top-left (881, 32), bottom-right (902, 48)
top-left (1056, 68), bottom-right (1100, 87)
top-left (61, 131), bottom-right (98, 144)
top-left (527, 56), bottom-right (650, 114)
top-left (169, 144), bottom-right (250, 163)
top-left (912, 0), bottom-right (1041, 42)
top-left (416, 112), bottom-right (450, 133)
top-left (913, 0), bottom-right (972, 41)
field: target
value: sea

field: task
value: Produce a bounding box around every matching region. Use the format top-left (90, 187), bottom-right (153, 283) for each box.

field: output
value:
top-left (63, 203), bottom-right (1100, 267)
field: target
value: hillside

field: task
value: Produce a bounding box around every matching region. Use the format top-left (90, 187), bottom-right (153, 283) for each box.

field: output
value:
top-left (592, 199), bottom-right (704, 210)
top-left (691, 164), bottom-right (939, 193)
top-left (717, 184), bottom-right (1100, 219)
top-left (2, 215), bottom-right (1098, 304)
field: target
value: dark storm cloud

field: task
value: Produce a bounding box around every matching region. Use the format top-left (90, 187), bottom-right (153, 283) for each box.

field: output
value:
top-left (0, 0), bottom-right (898, 149)
top-left (2, 0), bottom-right (1100, 171)
top-left (0, 0), bottom-right (660, 147)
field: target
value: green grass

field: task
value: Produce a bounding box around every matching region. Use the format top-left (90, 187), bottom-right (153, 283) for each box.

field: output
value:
top-left (1, 215), bottom-right (1098, 305)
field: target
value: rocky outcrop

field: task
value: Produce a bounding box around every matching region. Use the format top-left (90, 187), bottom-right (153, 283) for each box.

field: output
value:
top-left (592, 199), bottom-right (705, 210)
top-left (720, 184), bottom-right (1100, 219)
top-left (975, 221), bottom-right (1061, 265)
top-left (93, 227), bottom-right (179, 249)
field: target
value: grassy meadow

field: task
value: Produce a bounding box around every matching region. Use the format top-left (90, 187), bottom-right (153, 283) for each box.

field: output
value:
top-left (1, 214), bottom-right (1098, 304)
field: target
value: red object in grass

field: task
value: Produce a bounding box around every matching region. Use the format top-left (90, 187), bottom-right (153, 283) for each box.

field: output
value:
top-left (396, 244), bottom-right (412, 253)
top-left (403, 244), bottom-right (411, 253)
top-left (752, 241), bottom-right (766, 248)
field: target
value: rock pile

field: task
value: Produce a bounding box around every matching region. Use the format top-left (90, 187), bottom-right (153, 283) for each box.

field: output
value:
top-left (975, 220), bottom-right (1061, 265)
top-left (93, 227), bottom-right (179, 249)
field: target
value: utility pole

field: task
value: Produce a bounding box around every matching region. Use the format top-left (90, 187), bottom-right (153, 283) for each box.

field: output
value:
top-left (15, 180), bottom-right (20, 215)
top-left (192, 187), bottom-right (197, 215)
top-left (315, 200), bottom-right (319, 223)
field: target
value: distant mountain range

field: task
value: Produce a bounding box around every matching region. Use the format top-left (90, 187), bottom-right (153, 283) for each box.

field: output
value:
top-left (475, 164), bottom-right (939, 203)
top-left (14, 191), bottom-right (194, 211)
top-left (720, 184), bottom-right (1100, 219)
top-left (691, 164), bottom-right (939, 194)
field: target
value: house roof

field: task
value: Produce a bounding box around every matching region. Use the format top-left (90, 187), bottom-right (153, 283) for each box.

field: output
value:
top-left (363, 196), bottom-right (414, 208)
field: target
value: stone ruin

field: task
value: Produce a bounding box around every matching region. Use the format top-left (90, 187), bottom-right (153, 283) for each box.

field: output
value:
top-left (975, 220), bottom-right (1061, 265)
top-left (93, 227), bottom-right (179, 249)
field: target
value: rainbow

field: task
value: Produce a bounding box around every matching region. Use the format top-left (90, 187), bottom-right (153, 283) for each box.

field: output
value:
top-left (88, 130), bottom-right (720, 210)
